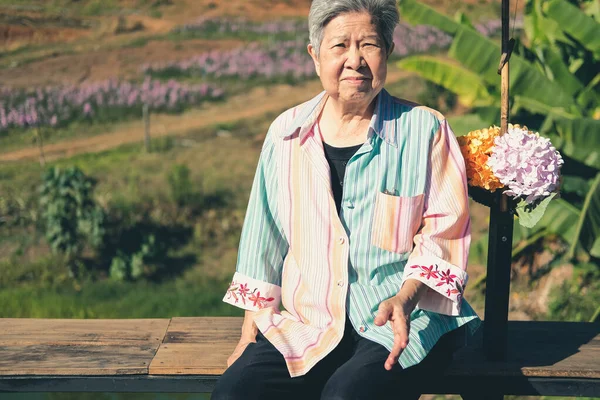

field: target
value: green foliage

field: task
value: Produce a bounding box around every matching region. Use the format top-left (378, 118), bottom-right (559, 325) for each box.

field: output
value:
top-left (398, 55), bottom-right (493, 107)
top-left (515, 193), bottom-right (557, 228)
top-left (109, 234), bottom-right (160, 281)
top-left (568, 173), bottom-right (600, 259)
top-left (81, 0), bottom-right (118, 16)
top-left (544, 0), bottom-right (600, 57)
top-left (167, 164), bottom-right (201, 208)
top-left (540, 116), bottom-right (600, 170)
top-left (0, 276), bottom-right (240, 318)
top-left (548, 262), bottom-right (600, 322)
top-left (398, 0), bottom-right (600, 263)
top-left (39, 166), bottom-right (105, 274)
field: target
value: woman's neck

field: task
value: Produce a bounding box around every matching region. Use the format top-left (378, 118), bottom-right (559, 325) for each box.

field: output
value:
top-left (318, 96), bottom-right (375, 147)
top-left (325, 95), bottom-right (375, 123)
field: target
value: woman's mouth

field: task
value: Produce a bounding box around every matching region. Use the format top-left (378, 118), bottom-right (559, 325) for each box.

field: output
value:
top-left (342, 77), bottom-right (370, 84)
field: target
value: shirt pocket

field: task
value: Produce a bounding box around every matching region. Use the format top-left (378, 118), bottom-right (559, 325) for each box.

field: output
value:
top-left (371, 191), bottom-right (425, 254)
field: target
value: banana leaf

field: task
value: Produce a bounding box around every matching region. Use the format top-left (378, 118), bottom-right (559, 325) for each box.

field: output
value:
top-left (396, 56), bottom-right (494, 107)
top-left (398, 0), bottom-right (466, 34)
top-left (544, 0), bottom-right (600, 57)
top-left (577, 73), bottom-right (600, 111)
top-left (528, 198), bottom-right (579, 246)
top-left (454, 11), bottom-right (475, 31)
top-left (541, 116), bottom-right (600, 170)
top-left (568, 173), bottom-right (600, 259)
top-left (512, 96), bottom-right (578, 119)
top-left (535, 46), bottom-right (584, 96)
top-left (525, 0), bottom-right (573, 48)
top-left (448, 113), bottom-right (492, 136)
top-left (449, 28), bottom-right (577, 110)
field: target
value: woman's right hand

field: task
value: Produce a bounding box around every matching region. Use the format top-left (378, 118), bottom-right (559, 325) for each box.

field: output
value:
top-left (227, 310), bottom-right (258, 368)
top-left (227, 338), bottom-right (255, 367)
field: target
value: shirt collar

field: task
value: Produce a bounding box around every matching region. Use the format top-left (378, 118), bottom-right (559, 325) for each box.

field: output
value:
top-left (277, 88), bottom-right (398, 147)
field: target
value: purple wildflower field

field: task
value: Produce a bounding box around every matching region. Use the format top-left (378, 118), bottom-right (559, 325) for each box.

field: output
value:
top-left (0, 78), bottom-right (223, 133)
top-left (172, 18), bottom-right (307, 37)
top-left (146, 18), bottom-right (503, 81)
top-left (142, 24), bottom-right (456, 81)
top-left (142, 40), bottom-right (314, 82)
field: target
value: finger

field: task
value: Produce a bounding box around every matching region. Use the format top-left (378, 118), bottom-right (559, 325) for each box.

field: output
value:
top-left (374, 301), bottom-right (393, 326)
top-left (384, 332), bottom-right (405, 370)
top-left (384, 315), bottom-right (410, 370)
top-left (391, 310), bottom-right (410, 345)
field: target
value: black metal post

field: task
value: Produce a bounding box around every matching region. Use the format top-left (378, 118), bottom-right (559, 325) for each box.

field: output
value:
top-left (483, 192), bottom-right (514, 362)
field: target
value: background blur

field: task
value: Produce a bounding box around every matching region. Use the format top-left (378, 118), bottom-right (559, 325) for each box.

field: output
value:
top-left (0, 0), bottom-right (598, 399)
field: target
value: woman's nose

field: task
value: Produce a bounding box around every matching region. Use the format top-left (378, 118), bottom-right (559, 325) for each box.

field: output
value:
top-left (345, 48), bottom-right (365, 70)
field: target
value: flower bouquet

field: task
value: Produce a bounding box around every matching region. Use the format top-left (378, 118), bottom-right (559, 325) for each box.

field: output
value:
top-left (458, 124), bottom-right (563, 228)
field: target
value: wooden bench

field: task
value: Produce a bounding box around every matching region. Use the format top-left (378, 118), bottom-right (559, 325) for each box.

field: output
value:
top-left (0, 316), bottom-right (598, 397)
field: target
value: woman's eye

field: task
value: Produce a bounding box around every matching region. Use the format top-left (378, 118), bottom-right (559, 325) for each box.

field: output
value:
top-left (334, 43), bottom-right (345, 48)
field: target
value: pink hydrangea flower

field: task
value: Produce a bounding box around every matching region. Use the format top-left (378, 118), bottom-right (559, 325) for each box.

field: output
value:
top-left (487, 125), bottom-right (563, 204)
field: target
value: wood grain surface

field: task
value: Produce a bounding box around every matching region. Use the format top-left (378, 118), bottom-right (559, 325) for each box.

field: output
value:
top-left (149, 317), bottom-right (242, 375)
top-left (0, 318), bottom-right (170, 375)
top-left (0, 318), bottom-right (598, 379)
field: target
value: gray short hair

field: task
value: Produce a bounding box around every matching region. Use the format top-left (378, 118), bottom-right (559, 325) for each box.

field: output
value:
top-left (308, 0), bottom-right (399, 56)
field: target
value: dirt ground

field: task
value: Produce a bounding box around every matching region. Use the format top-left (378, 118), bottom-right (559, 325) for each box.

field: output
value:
top-left (0, 37), bottom-right (245, 87)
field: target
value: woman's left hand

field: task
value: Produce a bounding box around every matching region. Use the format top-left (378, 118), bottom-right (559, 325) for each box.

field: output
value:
top-left (373, 279), bottom-right (428, 370)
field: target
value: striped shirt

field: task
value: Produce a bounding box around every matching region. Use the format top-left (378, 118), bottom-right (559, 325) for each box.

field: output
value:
top-left (223, 88), bottom-right (482, 377)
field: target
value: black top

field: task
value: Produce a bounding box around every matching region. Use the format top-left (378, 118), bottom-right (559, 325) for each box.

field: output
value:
top-left (323, 141), bottom-right (363, 215)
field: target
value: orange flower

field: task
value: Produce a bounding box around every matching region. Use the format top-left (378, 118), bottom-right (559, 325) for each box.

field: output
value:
top-left (458, 126), bottom-right (504, 192)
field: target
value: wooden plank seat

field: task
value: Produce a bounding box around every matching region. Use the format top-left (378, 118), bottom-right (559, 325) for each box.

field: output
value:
top-left (1, 317), bottom-right (598, 398)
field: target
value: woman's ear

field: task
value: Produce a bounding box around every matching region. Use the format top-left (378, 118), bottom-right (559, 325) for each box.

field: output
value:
top-left (386, 42), bottom-right (395, 60)
top-left (307, 43), bottom-right (321, 77)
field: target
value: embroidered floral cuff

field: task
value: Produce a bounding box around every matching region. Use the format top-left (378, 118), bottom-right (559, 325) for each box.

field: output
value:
top-left (223, 272), bottom-right (281, 312)
top-left (401, 255), bottom-right (469, 316)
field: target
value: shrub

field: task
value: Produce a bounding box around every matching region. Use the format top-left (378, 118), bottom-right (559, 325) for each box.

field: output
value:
top-left (39, 166), bottom-right (105, 276)
top-left (167, 164), bottom-right (201, 209)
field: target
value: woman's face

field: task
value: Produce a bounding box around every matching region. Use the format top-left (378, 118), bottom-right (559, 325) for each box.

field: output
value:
top-left (308, 12), bottom-right (390, 108)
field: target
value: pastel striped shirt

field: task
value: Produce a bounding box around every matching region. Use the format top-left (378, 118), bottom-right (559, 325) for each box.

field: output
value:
top-left (223, 88), bottom-right (482, 377)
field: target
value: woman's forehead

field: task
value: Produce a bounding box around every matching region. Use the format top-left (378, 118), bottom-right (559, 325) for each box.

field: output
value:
top-left (323, 12), bottom-right (379, 37)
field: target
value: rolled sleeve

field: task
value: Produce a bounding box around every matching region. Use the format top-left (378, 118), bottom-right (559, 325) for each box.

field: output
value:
top-left (222, 126), bottom-right (288, 312)
top-left (402, 119), bottom-right (471, 316)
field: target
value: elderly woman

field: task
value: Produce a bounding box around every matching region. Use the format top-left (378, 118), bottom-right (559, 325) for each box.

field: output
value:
top-left (212, 0), bottom-right (481, 399)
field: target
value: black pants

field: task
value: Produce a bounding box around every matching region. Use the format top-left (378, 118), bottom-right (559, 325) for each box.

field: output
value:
top-left (211, 319), bottom-right (466, 400)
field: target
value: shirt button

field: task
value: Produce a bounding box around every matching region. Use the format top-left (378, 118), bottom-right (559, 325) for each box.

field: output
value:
top-left (359, 326), bottom-right (366, 333)
top-left (344, 201), bottom-right (354, 209)
top-left (338, 237), bottom-right (345, 245)
top-left (337, 280), bottom-right (344, 287)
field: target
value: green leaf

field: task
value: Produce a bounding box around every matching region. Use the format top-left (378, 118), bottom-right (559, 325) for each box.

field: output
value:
top-left (515, 193), bottom-right (557, 228)
top-left (526, 198), bottom-right (580, 245)
top-left (448, 113), bottom-right (492, 137)
top-left (541, 116), bottom-right (600, 170)
top-left (583, 0), bottom-right (600, 20)
top-left (397, 56), bottom-right (494, 107)
top-left (512, 96), bottom-right (577, 119)
top-left (525, 0), bottom-right (572, 48)
top-left (535, 46), bottom-right (584, 96)
top-left (449, 28), bottom-right (576, 110)
top-left (576, 73), bottom-right (600, 111)
top-left (568, 173), bottom-right (600, 259)
top-left (454, 11), bottom-right (475, 30)
top-left (398, 0), bottom-right (465, 34)
top-left (590, 237), bottom-right (600, 258)
top-left (561, 175), bottom-right (593, 200)
top-left (544, 0), bottom-right (600, 57)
